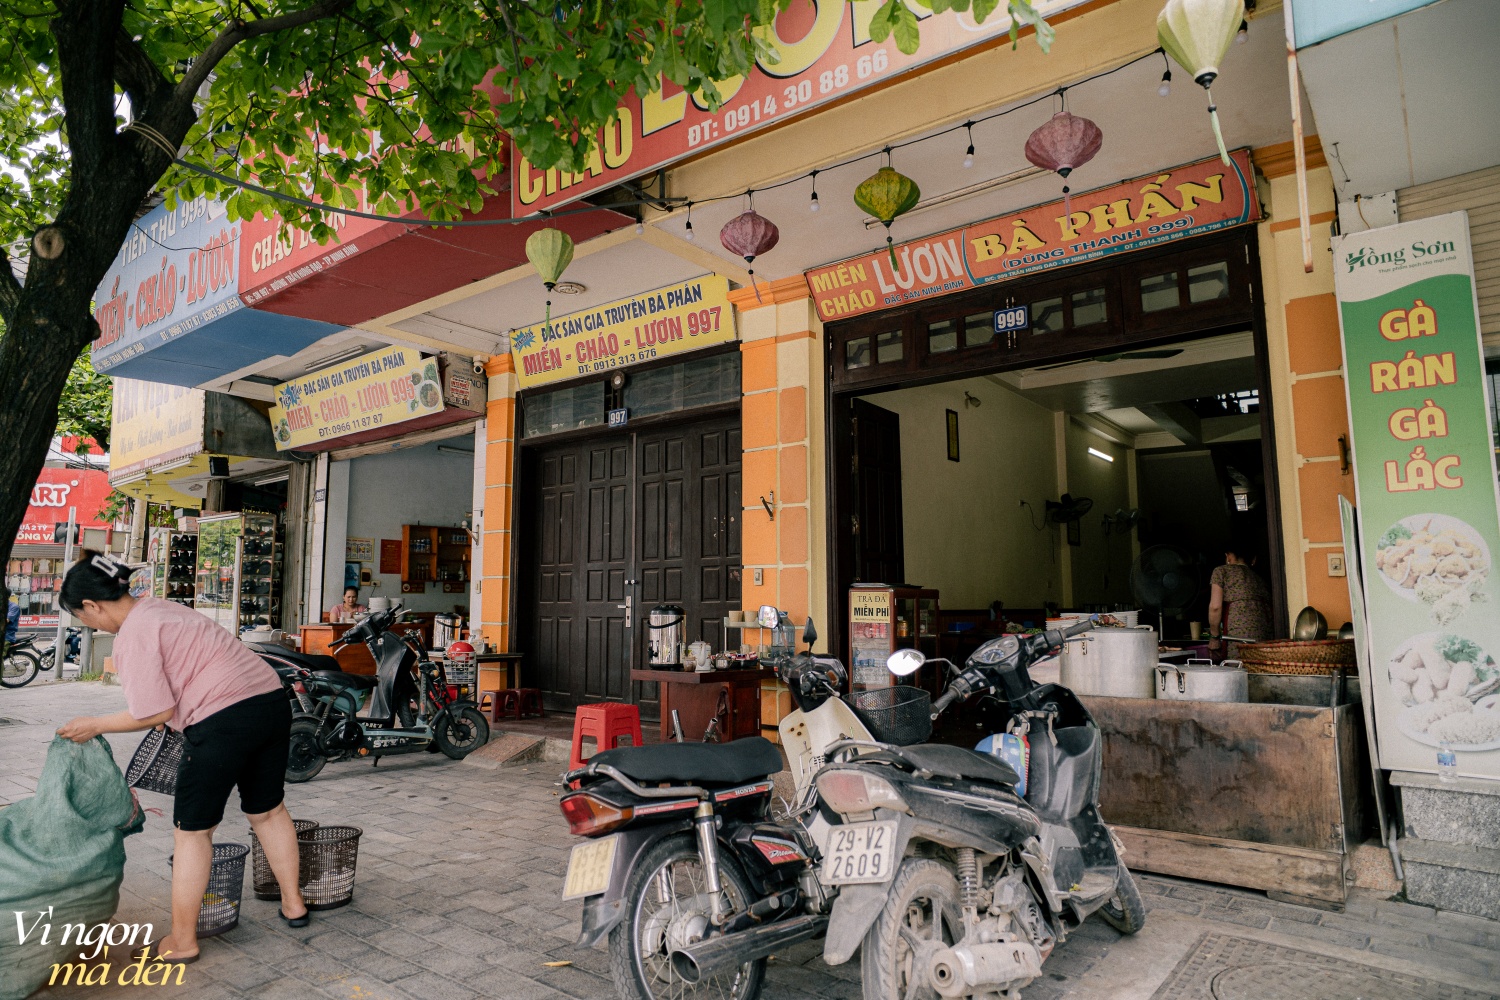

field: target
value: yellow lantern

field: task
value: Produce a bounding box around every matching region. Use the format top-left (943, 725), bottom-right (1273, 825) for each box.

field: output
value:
top-left (525, 227), bottom-right (575, 327)
top-left (1157, 0), bottom-right (1244, 165)
top-left (854, 164), bottom-right (921, 267)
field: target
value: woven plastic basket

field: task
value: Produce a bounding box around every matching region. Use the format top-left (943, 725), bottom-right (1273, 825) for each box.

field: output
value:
top-left (249, 819), bottom-right (319, 900)
top-left (125, 727), bottom-right (186, 795)
top-left (1235, 639), bottom-right (1355, 675)
top-left (849, 685), bottom-right (933, 746)
top-left (168, 842), bottom-right (249, 937)
top-left (298, 825), bottom-right (363, 910)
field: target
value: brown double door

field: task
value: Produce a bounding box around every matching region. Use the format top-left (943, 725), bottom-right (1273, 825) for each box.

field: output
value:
top-left (523, 415), bottom-right (741, 718)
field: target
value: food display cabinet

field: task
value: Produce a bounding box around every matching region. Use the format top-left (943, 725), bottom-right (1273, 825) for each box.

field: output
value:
top-left (194, 512), bottom-right (281, 632)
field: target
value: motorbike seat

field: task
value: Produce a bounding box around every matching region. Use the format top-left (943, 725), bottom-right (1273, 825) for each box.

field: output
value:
top-left (867, 743), bottom-right (1020, 788)
top-left (246, 643), bottom-right (344, 675)
top-left (589, 736), bottom-right (783, 787)
top-left (311, 669), bottom-right (377, 691)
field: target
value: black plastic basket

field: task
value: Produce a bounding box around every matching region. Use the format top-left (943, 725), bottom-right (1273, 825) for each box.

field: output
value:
top-left (298, 825), bottom-right (362, 910)
top-left (249, 819), bottom-right (319, 900)
top-left (168, 842), bottom-right (249, 937)
top-left (849, 685), bottom-right (933, 746)
top-left (125, 727), bottom-right (186, 795)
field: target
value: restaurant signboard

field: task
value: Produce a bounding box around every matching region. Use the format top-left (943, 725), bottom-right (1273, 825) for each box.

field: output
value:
top-left (1335, 212), bottom-right (1500, 780)
top-left (110, 379), bottom-right (207, 479)
top-left (804, 150), bottom-right (1259, 323)
top-left (268, 346), bottom-right (445, 450)
top-left (512, 0), bottom-right (1092, 215)
top-left (510, 276), bottom-right (736, 389)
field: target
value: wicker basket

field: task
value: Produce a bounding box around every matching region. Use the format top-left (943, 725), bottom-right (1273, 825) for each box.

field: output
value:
top-left (125, 727), bottom-right (186, 795)
top-left (249, 819), bottom-right (319, 900)
top-left (298, 825), bottom-right (362, 910)
top-left (1234, 639), bottom-right (1355, 675)
top-left (169, 842), bottom-right (249, 937)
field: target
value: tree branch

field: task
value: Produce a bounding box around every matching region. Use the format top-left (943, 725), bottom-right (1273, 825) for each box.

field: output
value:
top-left (113, 28), bottom-right (171, 117)
top-left (174, 0), bottom-right (353, 106)
top-left (0, 245), bottom-right (22, 328)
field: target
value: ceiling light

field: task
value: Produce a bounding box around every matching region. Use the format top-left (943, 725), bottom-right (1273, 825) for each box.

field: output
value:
top-left (112, 471), bottom-right (149, 487)
top-left (152, 457), bottom-right (194, 474)
top-left (553, 281), bottom-right (587, 295)
top-left (253, 472), bottom-right (290, 486)
top-left (1088, 447), bottom-right (1115, 463)
top-left (862, 166), bottom-right (1047, 229)
top-left (304, 345), bottom-right (367, 371)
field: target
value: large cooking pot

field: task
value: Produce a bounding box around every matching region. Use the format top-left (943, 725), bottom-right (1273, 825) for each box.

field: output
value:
top-left (1155, 658), bottom-right (1248, 702)
top-left (1059, 626), bottom-right (1157, 698)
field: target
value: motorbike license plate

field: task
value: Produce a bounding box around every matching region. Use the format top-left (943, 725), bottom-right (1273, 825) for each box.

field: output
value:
top-left (819, 820), bottom-right (898, 885)
top-left (562, 835), bottom-right (619, 900)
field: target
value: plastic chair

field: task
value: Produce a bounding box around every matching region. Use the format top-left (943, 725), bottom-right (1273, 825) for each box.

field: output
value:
top-left (569, 703), bottom-right (644, 772)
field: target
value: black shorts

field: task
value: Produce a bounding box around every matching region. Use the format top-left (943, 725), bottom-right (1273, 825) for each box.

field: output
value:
top-left (174, 690), bottom-right (292, 831)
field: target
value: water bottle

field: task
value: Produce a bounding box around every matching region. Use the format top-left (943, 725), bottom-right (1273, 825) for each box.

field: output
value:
top-left (1437, 740), bottom-right (1459, 782)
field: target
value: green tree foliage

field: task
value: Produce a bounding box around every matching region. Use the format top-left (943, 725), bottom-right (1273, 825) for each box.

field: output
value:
top-left (54, 350), bottom-right (112, 453)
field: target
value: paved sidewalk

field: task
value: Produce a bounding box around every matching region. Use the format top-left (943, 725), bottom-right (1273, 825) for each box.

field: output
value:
top-left (3, 682), bottom-right (1497, 1000)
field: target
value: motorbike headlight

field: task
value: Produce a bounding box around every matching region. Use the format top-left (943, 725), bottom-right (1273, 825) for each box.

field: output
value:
top-left (816, 769), bottom-right (908, 816)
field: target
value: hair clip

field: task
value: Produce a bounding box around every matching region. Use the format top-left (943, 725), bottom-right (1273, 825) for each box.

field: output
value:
top-left (91, 553), bottom-right (129, 579)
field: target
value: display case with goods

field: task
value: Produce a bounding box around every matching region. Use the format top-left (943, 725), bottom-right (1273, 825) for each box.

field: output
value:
top-left (401, 525), bottom-right (468, 593)
top-left (436, 528), bottom-right (471, 594)
top-left (848, 584), bottom-right (940, 691)
top-left (5, 558), bottom-right (62, 623)
top-left (195, 512), bottom-right (281, 633)
top-left (194, 514), bottom-right (242, 632)
top-left (163, 531), bottom-right (198, 606)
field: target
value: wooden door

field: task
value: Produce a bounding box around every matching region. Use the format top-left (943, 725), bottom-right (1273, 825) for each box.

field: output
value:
top-left (850, 398), bottom-right (905, 585)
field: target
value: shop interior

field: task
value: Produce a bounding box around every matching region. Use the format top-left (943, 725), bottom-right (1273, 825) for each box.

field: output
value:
top-left (855, 327), bottom-right (1273, 657)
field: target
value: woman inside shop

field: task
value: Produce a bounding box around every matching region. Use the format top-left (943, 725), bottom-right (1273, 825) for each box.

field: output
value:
top-left (55, 553), bottom-right (309, 963)
top-left (330, 585), bottom-right (365, 622)
top-left (1207, 537), bottom-right (1273, 656)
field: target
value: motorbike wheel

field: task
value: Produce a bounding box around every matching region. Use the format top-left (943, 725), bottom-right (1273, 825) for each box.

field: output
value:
top-left (432, 706), bottom-right (490, 760)
top-left (860, 858), bottom-right (963, 1000)
top-left (1097, 866), bottom-right (1147, 935)
top-left (608, 833), bottom-right (765, 1000)
top-left (285, 718), bottom-right (327, 783)
top-left (0, 649), bottom-right (41, 688)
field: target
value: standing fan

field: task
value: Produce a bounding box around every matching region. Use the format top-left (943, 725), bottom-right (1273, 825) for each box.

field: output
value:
top-left (1130, 544), bottom-right (1202, 637)
top-left (1045, 493), bottom-right (1094, 546)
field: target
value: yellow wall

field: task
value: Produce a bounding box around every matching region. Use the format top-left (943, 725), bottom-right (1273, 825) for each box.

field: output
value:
top-left (863, 376), bottom-right (1061, 609)
top-left (1064, 423), bottom-right (1135, 607)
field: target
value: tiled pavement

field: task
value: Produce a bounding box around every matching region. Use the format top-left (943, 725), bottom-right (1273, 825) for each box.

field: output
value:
top-left (3, 682), bottom-right (1497, 1000)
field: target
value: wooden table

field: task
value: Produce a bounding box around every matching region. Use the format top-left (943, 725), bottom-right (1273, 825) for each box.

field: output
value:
top-left (631, 668), bottom-right (766, 742)
top-left (475, 652), bottom-right (524, 693)
top-left (299, 623), bottom-right (376, 675)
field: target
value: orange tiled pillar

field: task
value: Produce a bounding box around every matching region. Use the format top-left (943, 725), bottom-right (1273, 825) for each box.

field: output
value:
top-left (1256, 139), bottom-right (1355, 628)
top-left (731, 277), bottom-right (827, 638)
top-left (478, 352), bottom-right (517, 650)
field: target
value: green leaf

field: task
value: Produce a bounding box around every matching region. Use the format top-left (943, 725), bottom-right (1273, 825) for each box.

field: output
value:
top-left (892, 4), bottom-right (922, 54)
top-left (867, 0), bottom-right (900, 43)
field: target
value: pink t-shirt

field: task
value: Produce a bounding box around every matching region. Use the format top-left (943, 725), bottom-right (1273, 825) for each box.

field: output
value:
top-left (113, 597), bottom-right (282, 730)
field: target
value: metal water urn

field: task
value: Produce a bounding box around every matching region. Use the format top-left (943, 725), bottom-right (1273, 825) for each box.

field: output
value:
top-left (647, 604), bottom-right (686, 665)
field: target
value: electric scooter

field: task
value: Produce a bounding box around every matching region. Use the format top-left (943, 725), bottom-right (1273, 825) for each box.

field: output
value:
top-left (251, 606), bottom-right (489, 781)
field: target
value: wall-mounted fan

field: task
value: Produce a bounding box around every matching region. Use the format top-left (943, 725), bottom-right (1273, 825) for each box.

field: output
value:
top-left (1046, 493), bottom-right (1094, 546)
top-left (1036, 349), bottom-right (1184, 372)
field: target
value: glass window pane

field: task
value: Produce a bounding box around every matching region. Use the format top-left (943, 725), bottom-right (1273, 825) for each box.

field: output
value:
top-left (876, 329), bottom-right (903, 364)
top-left (522, 382), bottom-right (605, 438)
top-left (1140, 272), bottom-right (1180, 312)
top-left (928, 319), bottom-right (957, 354)
top-left (845, 337), bottom-right (871, 370)
top-left (1071, 287), bottom-right (1107, 327)
top-left (964, 312), bottom-right (993, 347)
top-left (1032, 297), bottom-right (1065, 335)
top-left (623, 352), bottom-right (741, 419)
top-left (1188, 261), bottom-right (1230, 303)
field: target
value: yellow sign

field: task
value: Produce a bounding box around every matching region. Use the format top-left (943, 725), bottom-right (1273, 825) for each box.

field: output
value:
top-left (510, 275), bottom-right (735, 388)
top-left (850, 590), bottom-right (892, 624)
top-left (110, 378), bottom-right (206, 479)
top-left (268, 346), bottom-right (444, 450)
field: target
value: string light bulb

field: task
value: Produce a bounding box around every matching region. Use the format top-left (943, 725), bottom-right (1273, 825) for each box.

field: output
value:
top-left (634, 220), bottom-right (644, 235)
top-left (809, 170), bottom-right (820, 212)
top-left (684, 202), bottom-right (695, 240)
top-left (1236, 18), bottom-right (1248, 43)
top-left (962, 122), bottom-right (975, 169)
top-left (1158, 49), bottom-right (1172, 97)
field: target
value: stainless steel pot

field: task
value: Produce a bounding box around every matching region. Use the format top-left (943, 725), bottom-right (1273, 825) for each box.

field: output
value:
top-left (1059, 626), bottom-right (1157, 698)
top-left (1155, 658), bottom-right (1248, 702)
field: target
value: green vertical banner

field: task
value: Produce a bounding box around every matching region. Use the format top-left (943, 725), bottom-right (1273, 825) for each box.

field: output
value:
top-left (1335, 212), bottom-right (1500, 779)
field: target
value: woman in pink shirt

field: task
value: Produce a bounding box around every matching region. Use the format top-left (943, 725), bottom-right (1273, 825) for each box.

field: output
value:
top-left (57, 553), bottom-right (310, 963)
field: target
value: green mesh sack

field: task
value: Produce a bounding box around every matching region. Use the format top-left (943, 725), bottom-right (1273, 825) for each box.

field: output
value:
top-left (0, 736), bottom-right (147, 999)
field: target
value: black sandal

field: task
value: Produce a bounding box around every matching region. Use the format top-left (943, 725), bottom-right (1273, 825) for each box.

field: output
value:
top-left (278, 908), bottom-right (311, 928)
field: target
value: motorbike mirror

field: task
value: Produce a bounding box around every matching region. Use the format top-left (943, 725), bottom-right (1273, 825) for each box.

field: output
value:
top-left (757, 604), bottom-right (779, 628)
top-left (887, 647), bottom-right (926, 677)
top-left (802, 618), bottom-right (817, 647)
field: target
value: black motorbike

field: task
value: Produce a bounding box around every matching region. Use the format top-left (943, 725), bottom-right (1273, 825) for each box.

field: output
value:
top-left (249, 607), bottom-right (489, 781)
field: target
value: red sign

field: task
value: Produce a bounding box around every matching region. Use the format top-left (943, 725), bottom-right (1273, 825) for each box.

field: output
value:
top-left (804, 151), bottom-right (1261, 323)
top-left (511, 1), bottom-right (1092, 215)
top-left (238, 202), bottom-right (401, 307)
top-left (17, 469), bottom-right (113, 544)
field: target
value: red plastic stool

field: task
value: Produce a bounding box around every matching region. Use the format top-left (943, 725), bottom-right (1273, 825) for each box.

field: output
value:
top-left (569, 703), bottom-right (644, 772)
top-left (516, 688), bottom-right (544, 719)
top-left (481, 690), bottom-right (519, 723)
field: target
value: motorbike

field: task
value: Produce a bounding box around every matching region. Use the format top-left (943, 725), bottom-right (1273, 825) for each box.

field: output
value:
top-left (560, 613), bottom-right (1143, 1000)
top-left (247, 606), bottom-right (490, 782)
top-left (1, 637), bottom-right (42, 688)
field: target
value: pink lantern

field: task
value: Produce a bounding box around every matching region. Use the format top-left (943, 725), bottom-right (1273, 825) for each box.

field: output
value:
top-left (719, 209), bottom-right (780, 302)
top-left (1024, 111), bottom-right (1104, 218)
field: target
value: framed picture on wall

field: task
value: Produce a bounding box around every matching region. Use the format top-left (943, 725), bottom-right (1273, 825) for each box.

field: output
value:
top-left (946, 409), bottom-right (960, 462)
top-left (344, 562), bottom-right (361, 589)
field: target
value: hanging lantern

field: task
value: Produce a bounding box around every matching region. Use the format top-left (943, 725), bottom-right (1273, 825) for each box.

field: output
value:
top-left (1157, 0), bottom-right (1245, 165)
top-left (854, 164), bottom-right (920, 267)
top-left (1024, 110), bottom-right (1103, 220)
top-left (719, 209), bottom-right (780, 303)
top-left (525, 227), bottom-right (574, 327)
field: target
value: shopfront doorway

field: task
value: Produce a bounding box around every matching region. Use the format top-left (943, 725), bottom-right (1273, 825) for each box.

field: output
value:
top-left (518, 352), bottom-right (743, 716)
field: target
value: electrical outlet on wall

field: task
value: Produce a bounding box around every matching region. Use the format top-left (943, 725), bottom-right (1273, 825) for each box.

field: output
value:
top-left (1327, 553), bottom-right (1346, 578)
